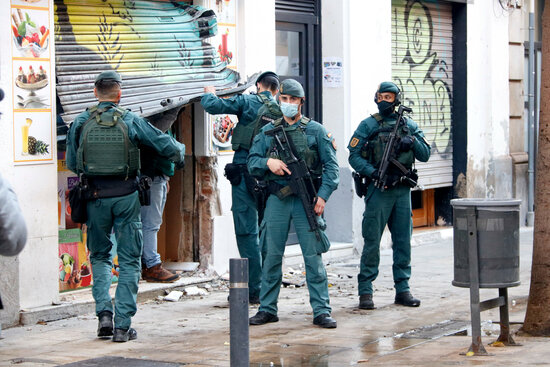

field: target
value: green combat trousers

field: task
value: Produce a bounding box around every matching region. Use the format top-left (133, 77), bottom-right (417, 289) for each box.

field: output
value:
top-left (86, 191), bottom-right (142, 330)
top-left (231, 177), bottom-right (262, 298)
top-left (259, 195), bottom-right (331, 318)
top-left (359, 184), bottom-right (412, 295)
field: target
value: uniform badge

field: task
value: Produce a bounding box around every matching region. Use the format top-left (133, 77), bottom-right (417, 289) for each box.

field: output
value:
top-left (350, 137), bottom-right (359, 148)
top-left (327, 132), bottom-right (332, 138)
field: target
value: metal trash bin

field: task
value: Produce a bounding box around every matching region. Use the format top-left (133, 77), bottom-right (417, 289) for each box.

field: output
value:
top-left (450, 198), bottom-right (522, 356)
top-left (451, 199), bottom-right (521, 288)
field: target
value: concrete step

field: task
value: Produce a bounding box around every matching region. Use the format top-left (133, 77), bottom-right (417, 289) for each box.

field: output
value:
top-left (20, 275), bottom-right (217, 325)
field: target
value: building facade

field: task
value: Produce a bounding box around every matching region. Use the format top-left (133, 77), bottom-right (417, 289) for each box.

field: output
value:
top-left (0, 0), bottom-right (541, 329)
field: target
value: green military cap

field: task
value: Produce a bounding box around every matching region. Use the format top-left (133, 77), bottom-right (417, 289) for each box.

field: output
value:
top-left (279, 79), bottom-right (305, 98)
top-left (377, 81), bottom-right (400, 94)
top-left (95, 70), bottom-right (122, 84)
top-left (374, 81), bottom-right (401, 104)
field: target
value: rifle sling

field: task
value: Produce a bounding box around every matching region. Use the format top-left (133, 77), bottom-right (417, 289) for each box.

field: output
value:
top-left (390, 158), bottom-right (411, 175)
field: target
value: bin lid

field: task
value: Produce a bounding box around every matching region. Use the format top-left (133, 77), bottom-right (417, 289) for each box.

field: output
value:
top-left (450, 198), bottom-right (522, 207)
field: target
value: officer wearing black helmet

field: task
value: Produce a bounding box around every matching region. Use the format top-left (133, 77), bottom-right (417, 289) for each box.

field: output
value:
top-left (347, 81), bottom-right (431, 310)
top-left (201, 71), bottom-right (281, 304)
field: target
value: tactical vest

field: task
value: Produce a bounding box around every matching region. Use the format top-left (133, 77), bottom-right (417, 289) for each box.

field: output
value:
top-left (361, 113), bottom-right (415, 169)
top-left (76, 105), bottom-right (140, 178)
top-left (231, 93), bottom-right (282, 151)
top-left (265, 117), bottom-right (320, 182)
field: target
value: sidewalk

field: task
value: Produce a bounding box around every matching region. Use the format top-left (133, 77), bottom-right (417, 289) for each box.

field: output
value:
top-left (1, 227), bottom-right (545, 366)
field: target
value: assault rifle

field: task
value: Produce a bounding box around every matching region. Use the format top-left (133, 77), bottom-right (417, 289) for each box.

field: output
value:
top-left (374, 105), bottom-right (416, 191)
top-left (265, 126), bottom-right (321, 241)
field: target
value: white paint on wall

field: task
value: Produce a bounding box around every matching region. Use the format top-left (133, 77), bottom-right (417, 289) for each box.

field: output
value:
top-left (1, 1), bottom-right (59, 309)
top-left (321, 0), bottom-right (350, 166)
top-left (209, 0), bottom-right (275, 275)
top-left (467, 1), bottom-right (511, 197)
top-left (0, 1), bottom-right (13, 175)
top-left (211, 154), bottom-right (240, 275)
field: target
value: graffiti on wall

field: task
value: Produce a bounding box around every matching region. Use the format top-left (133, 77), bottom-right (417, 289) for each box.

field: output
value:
top-left (392, 0), bottom-right (453, 157)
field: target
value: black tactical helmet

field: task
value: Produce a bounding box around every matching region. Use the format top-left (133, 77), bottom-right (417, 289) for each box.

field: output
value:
top-left (373, 81), bottom-right (401, 106)
top-left (256, 71), bottom-right (280, 89)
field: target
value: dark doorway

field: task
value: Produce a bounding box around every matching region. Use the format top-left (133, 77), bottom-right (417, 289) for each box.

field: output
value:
top-left (275, 0), bottom-right (322, 122)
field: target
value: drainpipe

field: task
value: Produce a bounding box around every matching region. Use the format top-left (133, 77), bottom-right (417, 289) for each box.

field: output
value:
top-left (526, 0), bottom-right (535, 226)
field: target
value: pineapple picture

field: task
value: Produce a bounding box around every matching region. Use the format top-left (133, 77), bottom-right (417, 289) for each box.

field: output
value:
top-left (28, 136), bottom-right (49, 155)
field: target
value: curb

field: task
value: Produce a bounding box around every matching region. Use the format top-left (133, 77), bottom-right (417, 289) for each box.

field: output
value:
top-left (20, 276), bottom-right (218, 325)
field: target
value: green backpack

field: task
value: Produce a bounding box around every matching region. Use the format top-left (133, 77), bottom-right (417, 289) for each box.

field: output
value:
top-left (231, 93), bottom-right (282, 151)
top-left (76, 106), bottom-right (140, 178)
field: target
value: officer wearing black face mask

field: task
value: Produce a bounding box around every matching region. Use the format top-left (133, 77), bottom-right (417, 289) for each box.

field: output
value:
top-left (347, 81), bottom-right (431, 310)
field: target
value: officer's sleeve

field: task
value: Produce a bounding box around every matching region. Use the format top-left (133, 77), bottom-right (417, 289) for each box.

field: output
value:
top-left (247, 130), bottom-right (270, 178)
top-left (409, 119), bottom-right (431, 163)
top-left (132, 117), bottom-right (185, 164)
top-left (317, 128), bottom-right (339, 202)
top-left (66, 117), bottom-right (84, 173)
top-left (347, 120), bottom-right (376, 177)
top-left (200, 93), bottom-right (244, 117)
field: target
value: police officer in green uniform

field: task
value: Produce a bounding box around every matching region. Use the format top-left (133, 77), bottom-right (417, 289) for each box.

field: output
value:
top-left (66, 71), bottom-right (185, 342)
top-left (348, 81), bottom-right (430, 310)
top-left (247, 79), bottom-right (339, 328)
top-left (201, 72), bottom-right (280, 304)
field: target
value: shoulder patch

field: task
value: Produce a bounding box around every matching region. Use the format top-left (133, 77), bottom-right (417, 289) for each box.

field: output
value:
top-left (350, 137), bottom-right (359, 148)
top-left (327, 132), bottom-right (332, 138)
top-left (332, 139), bottom-right (337, 151)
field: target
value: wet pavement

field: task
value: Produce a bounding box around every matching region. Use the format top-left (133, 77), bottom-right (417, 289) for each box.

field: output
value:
top-left (1, 227), bottom-right (548, 366)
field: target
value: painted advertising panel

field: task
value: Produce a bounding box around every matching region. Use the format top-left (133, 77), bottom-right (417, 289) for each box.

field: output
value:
top-left (10, 0), bottom-right (54, 165)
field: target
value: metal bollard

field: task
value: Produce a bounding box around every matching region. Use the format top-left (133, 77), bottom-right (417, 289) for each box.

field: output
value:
top-left (229, 258), bottom-right (249, 367)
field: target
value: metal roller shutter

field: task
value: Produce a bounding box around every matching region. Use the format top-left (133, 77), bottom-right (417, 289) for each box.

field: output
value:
top-left (54, 0), bottom-right (240, 124)
top-left (391, 0), bottom-right (453, 189)
top-left (275, 0), bottom-right (316, 16)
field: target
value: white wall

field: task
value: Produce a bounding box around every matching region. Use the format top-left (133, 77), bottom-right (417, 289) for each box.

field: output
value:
top-left (347, 1), bottom-right (392, 250)
top-left (467, 1), bottom-right (512, 198)
top-left (0, 1), bottom-right (59, 311)
top-left (210, 0), bottom-right (276, 276)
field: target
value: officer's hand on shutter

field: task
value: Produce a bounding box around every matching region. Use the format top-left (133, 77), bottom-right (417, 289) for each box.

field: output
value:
top-left (399, 136), bottom-right (415, 152)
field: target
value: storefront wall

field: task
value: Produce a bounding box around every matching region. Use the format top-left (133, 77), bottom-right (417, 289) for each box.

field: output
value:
top-left (466, 0), bottom-right (512, 199)
top-left (198, 0), bottom-right (277, 275)
top-left (1, 0), bottom-right (59, 326)
top-left (1, 0), bottom-right (514, 323)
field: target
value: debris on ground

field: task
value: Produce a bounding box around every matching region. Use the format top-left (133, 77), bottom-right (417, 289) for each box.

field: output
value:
top-left (164, 291), bottom-right (183, 302)
top-left (184, 286), bottom-right (209, 296)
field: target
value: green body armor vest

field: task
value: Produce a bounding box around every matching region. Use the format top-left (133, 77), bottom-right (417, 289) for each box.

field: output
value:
top-left (265, 117), bottom-right (320, 182)
top-left (231, 94), bottom-right (282, 151)
top-left (361, 113), bottom-right (415, 169)
top-left (76, 106), bottom-right (141, 177)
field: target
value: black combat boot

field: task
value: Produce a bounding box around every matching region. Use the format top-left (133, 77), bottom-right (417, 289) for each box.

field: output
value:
top-left (359, 294), bottom-right (375, 309)
top-left (112, 328), bottom-right (138, 342)
top-left (395, 291), bottom-right (421, 307)
top-left (97, 311), bottom-right (113, 338)
top-left (249, 311), bottom-right (279, 325)
top-left (313, 314), bottom-right (337, 328)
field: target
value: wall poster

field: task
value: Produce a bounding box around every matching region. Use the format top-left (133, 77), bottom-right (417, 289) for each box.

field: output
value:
top-left (10, 0), bottom-right (53, 164)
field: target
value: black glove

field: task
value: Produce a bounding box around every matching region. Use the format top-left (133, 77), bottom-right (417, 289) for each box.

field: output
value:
top-left (175, 160), bottom-right (185, 170)
top-left (399, 136), bottom-right (415, 152)
top-left (386, 174), bottom-right (401, 187)
top-left (370, 171), bottom-right (380, 181)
